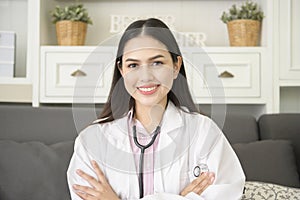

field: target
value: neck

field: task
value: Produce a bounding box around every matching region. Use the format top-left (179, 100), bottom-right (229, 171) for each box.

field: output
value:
top-left (134, 99), bottom-right (168, 133)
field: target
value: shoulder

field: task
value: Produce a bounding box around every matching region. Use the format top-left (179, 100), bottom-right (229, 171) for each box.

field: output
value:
top-left (80, 122), bottom-right (104, 136)
top-left (73, 121), bottom-right (115, 156)
top-left (76, 116), bottom-right (128, 144)
top-left (180, 111), bottom-right (225, 156)
top-left (76, 121), bottom-right (111, 145)
top-left (180, 109), bottom-right (220, 133)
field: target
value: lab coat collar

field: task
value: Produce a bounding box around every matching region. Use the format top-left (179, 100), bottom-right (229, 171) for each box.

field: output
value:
top-left (113, 101), bottom-right (184, 167)
top-left (113, 101), bottom-right (183, 139)
top-left (160, 101), bottom-right (184, 134)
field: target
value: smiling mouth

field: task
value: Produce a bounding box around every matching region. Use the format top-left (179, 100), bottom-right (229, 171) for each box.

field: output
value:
top-left (137, 85), bottom-right (159, 95)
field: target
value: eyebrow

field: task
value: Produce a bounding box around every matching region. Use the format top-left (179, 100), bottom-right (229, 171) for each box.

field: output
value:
top-left (125, 54), bottom-right (165, 62)
top-left (149, 55), bottom-right (165, 60)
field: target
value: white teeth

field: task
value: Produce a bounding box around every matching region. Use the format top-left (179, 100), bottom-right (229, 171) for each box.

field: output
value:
top-left (138, 86), bottom-right (157, 92)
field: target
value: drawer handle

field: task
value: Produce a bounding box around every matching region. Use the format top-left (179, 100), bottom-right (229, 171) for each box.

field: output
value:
top-left (71, 69), bottom-right (87, 77)
top-left (218, 70), bottom-right (234, 78)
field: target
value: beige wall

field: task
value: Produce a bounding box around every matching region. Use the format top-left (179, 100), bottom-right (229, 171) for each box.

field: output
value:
top-left (41, 0), bottom-right (255, 46)
top-left (0, 84), bottom-right (32, 102)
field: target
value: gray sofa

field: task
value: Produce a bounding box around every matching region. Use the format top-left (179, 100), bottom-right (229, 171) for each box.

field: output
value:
top-left (0, 104), bottom-right (299, 200)
top-left (222, 114), bottom-right (300, 188)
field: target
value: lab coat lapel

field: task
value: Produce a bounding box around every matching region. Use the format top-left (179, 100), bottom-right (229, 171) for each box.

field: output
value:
top-left (109, 117), bottom-right (140, 198)
top-left (160, 102), bottom-right (183, 134)
top-left (109, 115), bottom-right (134, 150)
top-left (158, 102), bottom-right (184, 154)
top-left (155, 102), bottom-right (184, 192)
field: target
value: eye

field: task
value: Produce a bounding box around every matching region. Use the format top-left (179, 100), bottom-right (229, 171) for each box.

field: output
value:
top-left (127, 63), bottom-right (138, 68)
top-left (151, 61), bottom-right (163, 66)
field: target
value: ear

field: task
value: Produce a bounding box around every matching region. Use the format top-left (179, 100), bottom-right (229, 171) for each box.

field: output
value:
top-left (173, 56), bottom-right (182, 79)
top-left (117, 61), bottom-right (124, 76)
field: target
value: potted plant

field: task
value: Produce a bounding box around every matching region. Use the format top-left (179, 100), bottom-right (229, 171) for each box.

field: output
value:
top-left (51, 4), bottom-right (93, 46)
top-left (220, 0), bottom-right (264, 46)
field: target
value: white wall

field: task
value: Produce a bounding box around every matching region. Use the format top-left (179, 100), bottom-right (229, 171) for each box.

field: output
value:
top-left (41, 0), bottom-right (264, 46)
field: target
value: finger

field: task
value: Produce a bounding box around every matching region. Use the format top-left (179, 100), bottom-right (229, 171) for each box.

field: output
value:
top-left (76, 169), bottom-right (100, 189)
top-left (194, 178), bottom-right (209, 195)
top-left (181, 172), bottom-right (214, 196)
top-left (91, 160), bottom-right (107, 184)
top-left (75, 190), bottom-right (98, 200)
top-left (73, 184), bottom-right (99, 197)
top-left (208, 172), bottom-right (215, 184)
top-left (180, 173), bottom-right (209, 196)
top-left (194, 173), bottom-right (215, 195)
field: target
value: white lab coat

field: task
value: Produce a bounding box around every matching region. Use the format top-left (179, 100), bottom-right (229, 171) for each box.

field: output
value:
top-left (67, 102), bottom-right (245, 200)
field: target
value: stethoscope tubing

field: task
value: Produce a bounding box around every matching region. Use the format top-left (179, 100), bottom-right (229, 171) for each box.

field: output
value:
top-left (133, 125), bottom-right (160, 198)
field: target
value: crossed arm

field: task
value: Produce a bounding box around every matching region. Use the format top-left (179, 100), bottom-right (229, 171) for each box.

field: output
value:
top-left (71, 160), bottom-right (215, 200)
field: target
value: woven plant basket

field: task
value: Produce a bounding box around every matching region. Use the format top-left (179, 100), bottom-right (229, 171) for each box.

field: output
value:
top-left (56, 20), bottom-right (87, 46)
top-left (227, 19), bottom-right (261, 46)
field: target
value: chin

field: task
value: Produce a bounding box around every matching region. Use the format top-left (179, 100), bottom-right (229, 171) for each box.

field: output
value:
top-left (135, 96), bottom-right (167, 108)
top-left (136, 99), bottom-right (160, 107)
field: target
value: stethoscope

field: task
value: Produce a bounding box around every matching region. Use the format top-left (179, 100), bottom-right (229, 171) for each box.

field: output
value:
top-left (132, 124), bottom-right (209, 198)
top-left (133, 125), bottom-right (160, 199)
top-left (193, 163), bottom-right (209, 177)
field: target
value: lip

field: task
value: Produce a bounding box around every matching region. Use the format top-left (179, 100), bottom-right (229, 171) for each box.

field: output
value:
top-left (137, 84), bottom-right (160, 95)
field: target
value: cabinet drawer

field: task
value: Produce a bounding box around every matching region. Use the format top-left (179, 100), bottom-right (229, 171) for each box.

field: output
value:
top-left (40, 47), bottom-right (115, 103)
top-left (52, 63), bottom-right (105, 88)
top-left (190, 53), bottom-right (260, 98)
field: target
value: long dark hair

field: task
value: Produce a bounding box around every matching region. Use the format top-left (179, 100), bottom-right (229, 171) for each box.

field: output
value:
top-left (98, 18), bottom-right (198, 123)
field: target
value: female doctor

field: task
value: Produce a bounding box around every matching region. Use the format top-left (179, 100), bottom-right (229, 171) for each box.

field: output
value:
top-left (67, 18), bottom-right (245, 200)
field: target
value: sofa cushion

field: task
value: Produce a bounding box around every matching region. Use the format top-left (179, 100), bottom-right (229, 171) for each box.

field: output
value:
top-left (221, 114), bottom-right (259, 144)
top-left (0, 140), bottom-right (74, 200)
top-left (242, 181), bottom-right (300, 200)
top-left (0, 104), bottom-right (102, 144)
top-left (233, 140), bottom-right (300, 188)
top-left (259, 114), bottom-right (300, 178)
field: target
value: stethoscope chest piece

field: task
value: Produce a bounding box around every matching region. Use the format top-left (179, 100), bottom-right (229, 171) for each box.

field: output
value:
top-left (193, 163), bottom-right (209, 177)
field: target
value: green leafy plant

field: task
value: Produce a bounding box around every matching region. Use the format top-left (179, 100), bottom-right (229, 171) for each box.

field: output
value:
top-left (221, 0), bottom-right (264, 24)
top-left (51, 4), bottom-right (93, 25)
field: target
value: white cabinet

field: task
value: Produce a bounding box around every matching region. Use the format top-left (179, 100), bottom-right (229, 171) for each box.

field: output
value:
top-left (279, 0), bottom-right (300, 84)
top-left (40, 46), bottom-right (266, 105)
top-left (183, 47), bottom-right (265, 104)
top-left (275, 0), bottom-right (300, 112)
top-left (24, 0), bottom-right (272, 113)
top-left (191, 53), bottom-right (260, 98)
top-left (40, 46), bottom-right (116, 103)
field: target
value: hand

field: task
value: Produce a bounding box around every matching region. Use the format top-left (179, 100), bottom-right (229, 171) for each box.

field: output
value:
top-left (73, 160), bottom-right (120, 200)
top-left (180, 172), bottom-right (215, 196)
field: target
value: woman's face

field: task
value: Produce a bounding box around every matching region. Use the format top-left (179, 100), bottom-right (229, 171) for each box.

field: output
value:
top-left (119, 35), bottom-right (182, 108)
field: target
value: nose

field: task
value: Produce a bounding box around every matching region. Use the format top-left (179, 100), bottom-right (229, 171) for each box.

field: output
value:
top-left (138, 65), bottom-right (154, 82)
